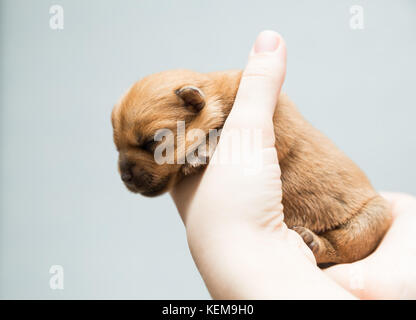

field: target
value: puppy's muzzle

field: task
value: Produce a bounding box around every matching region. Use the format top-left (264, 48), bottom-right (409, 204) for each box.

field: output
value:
top-left (118, 156), bottom-right (168, 197)
top-left (119, 157), bottom-right (148, 185)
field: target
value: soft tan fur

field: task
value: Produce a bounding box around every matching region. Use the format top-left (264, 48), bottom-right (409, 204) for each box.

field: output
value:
top-left (111, 69), bottom-right (392, 265)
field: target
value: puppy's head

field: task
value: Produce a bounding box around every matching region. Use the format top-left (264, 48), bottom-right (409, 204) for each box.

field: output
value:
top-left (111, 69), bottom-right (241, 197)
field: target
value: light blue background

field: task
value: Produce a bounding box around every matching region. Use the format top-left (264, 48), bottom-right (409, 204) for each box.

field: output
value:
top-left (0, 0), bottom-right (415, 299)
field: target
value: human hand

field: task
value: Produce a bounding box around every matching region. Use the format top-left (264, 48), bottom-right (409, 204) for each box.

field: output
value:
top-left (170, 30), bottom-right (354, 299)
top-left (325, 192), bottom-right (416, 299)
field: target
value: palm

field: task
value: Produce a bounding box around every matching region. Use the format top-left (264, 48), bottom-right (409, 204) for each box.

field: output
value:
top-left (324, 192), bottom-right (416, 299)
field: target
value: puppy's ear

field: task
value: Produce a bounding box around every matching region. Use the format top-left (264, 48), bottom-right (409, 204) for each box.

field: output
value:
top-left (175, 86), bottom-right (205, 112)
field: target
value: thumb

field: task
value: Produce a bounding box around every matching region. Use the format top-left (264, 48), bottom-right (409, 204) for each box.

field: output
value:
top-left (224, 30), bottom-right (287, 149)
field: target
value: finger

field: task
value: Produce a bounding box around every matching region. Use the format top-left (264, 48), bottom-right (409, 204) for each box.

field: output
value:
top-left (380, 191), bottom-right (416, 205)
top-left (380, 191), bottom-right (416, 219)
top-left (324, 262), bottom-right (367, 299)
top-left (223, 30), bottom-right (287, 149)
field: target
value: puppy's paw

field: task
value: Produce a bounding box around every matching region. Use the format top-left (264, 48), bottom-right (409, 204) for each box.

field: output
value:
top-left (292, 226), bottom-right (320, 254)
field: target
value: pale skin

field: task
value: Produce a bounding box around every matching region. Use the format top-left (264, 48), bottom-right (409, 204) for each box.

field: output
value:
top-left (325, 192), bottom-right (416, 299)
top-left (170, 30), bottom-right (416, 299)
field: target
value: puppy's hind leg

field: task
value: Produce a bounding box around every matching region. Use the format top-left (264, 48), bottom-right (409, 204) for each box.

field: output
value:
top-left (293, 226), bottom-right (339, 264)
top-left (294, 195), bottom-right (392, 265)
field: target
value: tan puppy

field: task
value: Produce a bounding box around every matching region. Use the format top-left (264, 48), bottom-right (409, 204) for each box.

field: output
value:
top-left (111, 69), bottom-right (392, 265)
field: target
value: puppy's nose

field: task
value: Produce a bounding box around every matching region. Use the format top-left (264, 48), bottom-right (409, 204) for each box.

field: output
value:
top-left (121, 172), bottom-right (132, 182)
top-left (119, 155), bottom-right (134, 183)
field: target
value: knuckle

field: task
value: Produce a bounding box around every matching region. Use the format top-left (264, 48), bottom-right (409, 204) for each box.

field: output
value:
top-left (242, 55), bottom-right (284, 83)
top-left (241, 72), bottom-right (274, 81)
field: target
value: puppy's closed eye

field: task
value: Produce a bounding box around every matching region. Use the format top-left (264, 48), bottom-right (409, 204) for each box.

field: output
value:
top-left (141, 130), bottom-right (170, 153)
top-left (142, 139), bottom-right (157, 152)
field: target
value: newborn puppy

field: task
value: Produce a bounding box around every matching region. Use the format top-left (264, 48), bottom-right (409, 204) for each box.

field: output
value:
top-left (111, 69), bottom-right (392, 265)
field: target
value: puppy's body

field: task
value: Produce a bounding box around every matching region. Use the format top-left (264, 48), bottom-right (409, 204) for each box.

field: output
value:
top-left (112, 69), bottom-right (392, 265)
